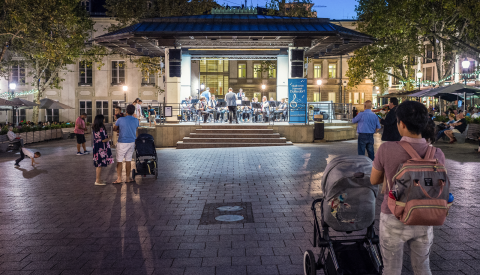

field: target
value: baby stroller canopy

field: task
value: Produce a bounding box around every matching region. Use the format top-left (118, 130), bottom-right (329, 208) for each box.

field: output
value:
top-left (321, 155), bottom-right (378, 232)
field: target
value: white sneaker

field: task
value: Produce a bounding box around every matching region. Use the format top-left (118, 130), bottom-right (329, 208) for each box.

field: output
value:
top-left (76, 152), bottom-right (83, 156)
top-left (94, 182), bottom-right (106, 186)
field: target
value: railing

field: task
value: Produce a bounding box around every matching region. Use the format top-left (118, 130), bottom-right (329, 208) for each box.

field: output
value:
top-left (118, 101), bottom-right (352, 124)
top-left (306, 102), bottom-right (352, 123)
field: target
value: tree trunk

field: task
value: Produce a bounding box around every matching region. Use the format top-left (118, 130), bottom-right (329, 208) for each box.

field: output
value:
top-left (32, 92), bottom-right (41, 124)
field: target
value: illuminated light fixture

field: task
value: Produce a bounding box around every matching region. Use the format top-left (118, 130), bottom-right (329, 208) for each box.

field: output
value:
top-left (9, 83), bottom-right (16, 90)
top-left (201, 83), bottom-right (205, 90)
top-left (462, 58), bottom-right (470, 69)
top-left (317, 80), bottom-right (322, 85)
top-left (123, 85), bottom-right (128, 92)
top-left (261, 84), bottom-right (266, 90)
top-left (416, 70), bottom-right (423, 79)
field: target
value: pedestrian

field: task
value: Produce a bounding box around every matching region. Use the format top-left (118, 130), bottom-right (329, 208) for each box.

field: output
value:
top-left (74, 113), bottom-right (90, 156)
top-left (92, 114), bottom-right (114, 186)
top-left (370, 100), bottom-right (445, 274)
top-left (201, 87), bottom-right (211, 102)
top-left (114, 106), bottom-right (124, 122)
top-left (14, 147), bottom-right (41, 167)
top-left (352, 100), bottom-right (381, 160)
top-left (380, 97), bottom-right (401, 141)
top-left (112, 104), bottom-right (139, 184)
top-left (135, 99), bottom-right (143, 123)
top-left (147, 105), bottom-right (156, 127)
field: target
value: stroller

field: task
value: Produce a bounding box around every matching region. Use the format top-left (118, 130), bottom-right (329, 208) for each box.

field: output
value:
top-left (303, 155), bottom-right (382, 275)
top-left (132, 134), bottom-right (158, 179)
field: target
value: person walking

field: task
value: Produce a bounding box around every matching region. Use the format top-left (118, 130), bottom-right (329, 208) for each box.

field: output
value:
top-left (225, 88), bottom-right (238, 124)
top-left (113, 104), bottom-right (139, 184)
top-left (92, 114), bottom-right (114, 186)
top-left (370, 100), bottom-right (445, 274)
top-left (352, 100), bottom-right (381, 160)
top-left (380, 97), bottom-right (402, 141)
top-left (74, 113), bottom-right (90, 156)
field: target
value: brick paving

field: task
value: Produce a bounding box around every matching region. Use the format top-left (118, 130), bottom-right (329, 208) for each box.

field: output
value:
top-left (0, 135), bottom-right (479, 274)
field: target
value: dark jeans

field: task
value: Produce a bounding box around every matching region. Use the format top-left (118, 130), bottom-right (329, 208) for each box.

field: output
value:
top-left (228, 106), bottom-right (237, 123)
top-left (15, 147), bottom-right (25, 165)
top-left (358, 133), bottom-right (375, 161)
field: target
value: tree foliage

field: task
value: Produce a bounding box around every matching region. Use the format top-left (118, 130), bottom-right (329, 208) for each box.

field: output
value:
top-left (1, 0), bottom-right (106, 123)
top-left (265, 0), bottom-right (316, 18)
top-left (347, 0), bottom-right (480, 92)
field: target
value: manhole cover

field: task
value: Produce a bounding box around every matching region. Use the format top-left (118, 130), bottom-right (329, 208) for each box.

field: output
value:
top-left (217, 206), bottom-right (243, 211)
top-left (215, 215), bottom-right (244, 222)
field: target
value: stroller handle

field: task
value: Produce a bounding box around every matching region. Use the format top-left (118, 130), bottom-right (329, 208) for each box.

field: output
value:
top-left (311, 198), bottom-right (323, 211)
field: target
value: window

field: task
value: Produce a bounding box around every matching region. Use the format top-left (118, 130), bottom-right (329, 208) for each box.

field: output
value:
top-left (354, 93), bottom-right (359, 104)
top-left (253, 92), bottom-right (262, 102)
top-left (253, 64), bottom-right (262, 78)
top-left (268, 67), bottom-right (276, 78)
top-left (268, 92), bottom-right (276, 101)
top-left (361, 93), bottom-right (365, 104)
top-left (96, 101), bottom-right (109, 123)
top-left (79, 61), bottom-right (92, 85)
top-left (426, 46), bottom-right (433, 63)
top-left (81, 0), bottom-right (90, 12)
top-left (11, 61), bottom-right (26, 85)
top-left (112, 61), bottom-right (125, 85)
top-left (314, 64), bottom-right (322, 78)
top-left (19, 109), bottom-right (26, 123)
top-left (238, 64), bottom-right (246, 78)
top-left (79, 100), bottom-right (92, 123)
top-left (328, 92), bottom-right (336, 103)
top-left (46, 109), bottom-right (59, 123)
top-left (142, 72), bottom-right (156, 85)
top-left (328, 64), bottom-right (336, 79)
top-left (314, 92), bottom-right (320, 102)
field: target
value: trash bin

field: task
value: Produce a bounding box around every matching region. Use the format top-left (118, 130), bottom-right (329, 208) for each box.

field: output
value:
top-left (314, 121), bottom-right (324, 140)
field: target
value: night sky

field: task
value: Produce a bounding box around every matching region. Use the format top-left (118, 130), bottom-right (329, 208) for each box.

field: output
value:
top-left (217, 0), bottom-right (358, 20)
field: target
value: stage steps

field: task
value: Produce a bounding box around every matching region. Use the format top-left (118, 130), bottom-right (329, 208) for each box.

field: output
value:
top-left (177, 125), bottom-right (293, 149)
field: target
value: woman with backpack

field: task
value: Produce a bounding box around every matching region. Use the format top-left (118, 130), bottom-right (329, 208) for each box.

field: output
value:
top-left (92, 114), bottom-right (114, 186)
top-left (370, 101), bottom-right (447, 275)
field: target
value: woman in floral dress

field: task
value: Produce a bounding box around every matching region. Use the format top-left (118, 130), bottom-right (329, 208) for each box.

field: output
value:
top-left (92, 114), bottom-right (114, 185)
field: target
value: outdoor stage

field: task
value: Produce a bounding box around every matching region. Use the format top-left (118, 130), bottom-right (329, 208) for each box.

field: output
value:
top-left (136, 121), bottom-right (357, 148)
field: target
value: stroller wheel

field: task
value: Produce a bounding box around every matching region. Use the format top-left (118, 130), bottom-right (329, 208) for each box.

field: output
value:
top-left (304, 250), bottom-right (316, 275)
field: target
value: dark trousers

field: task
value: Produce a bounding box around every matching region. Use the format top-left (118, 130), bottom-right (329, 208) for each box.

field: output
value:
top-left (358, 133), bottom-right (375, 161)
top-left (228, 106), bottom-right (237, 123)
top-left (15, 148), bottom-right (25, 165)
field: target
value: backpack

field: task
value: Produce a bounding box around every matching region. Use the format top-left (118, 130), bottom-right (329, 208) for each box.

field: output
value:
top-left (387, 142), bottom-right (452, 226)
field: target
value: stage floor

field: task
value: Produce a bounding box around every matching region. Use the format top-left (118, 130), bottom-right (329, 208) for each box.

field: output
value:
top-left (140, 120), bottom-right (351, 127)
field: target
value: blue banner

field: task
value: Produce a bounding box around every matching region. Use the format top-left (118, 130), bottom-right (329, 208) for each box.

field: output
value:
top-left (288, 78), bottom-right (307, 123)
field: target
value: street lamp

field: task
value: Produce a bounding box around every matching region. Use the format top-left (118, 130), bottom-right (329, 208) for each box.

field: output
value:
top-left (316, 80), bottom-right (322, 102)
top-left (416, 70), bottom-right (423, 90)
top-left (123, 85), bottom-right (128, 102)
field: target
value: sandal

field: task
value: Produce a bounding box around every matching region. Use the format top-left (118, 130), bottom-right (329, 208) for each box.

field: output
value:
top-left (111, 180), bottom-right (123, 184)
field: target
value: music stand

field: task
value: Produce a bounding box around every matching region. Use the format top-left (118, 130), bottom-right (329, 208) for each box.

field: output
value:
top-left (268, 101), bottom-right (277, 125)
top-left (251, 103), bottom-right (262, 123)
top-left (217, 101), bottom-right (227, 108)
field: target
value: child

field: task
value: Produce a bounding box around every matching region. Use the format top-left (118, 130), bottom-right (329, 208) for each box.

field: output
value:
top-left (92, 114), bottom-right (113, 186)
top-left (148, 105), bottom-right (156, 127)
top-left (114, 106), bottom-right (124, 122)
top-left (14, 147), bottom-right (41, 167)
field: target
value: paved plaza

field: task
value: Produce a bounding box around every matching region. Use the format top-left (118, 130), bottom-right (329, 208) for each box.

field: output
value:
top-left (0, 135), bottom-right (479, 275)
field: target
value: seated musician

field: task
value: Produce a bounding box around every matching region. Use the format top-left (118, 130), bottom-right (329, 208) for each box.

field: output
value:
top-left (242, 97), bottom-right (252, 122)
top-left (275, 98), bottom-right (287, 121)
top-left (207, 94), bottom-right (218, 122)
top-left (261, 96), bottom-right (270, 122)
top-left (252, 97), bottom-right (260, 122)
top-left (197, 96), bottom-right (209, 123)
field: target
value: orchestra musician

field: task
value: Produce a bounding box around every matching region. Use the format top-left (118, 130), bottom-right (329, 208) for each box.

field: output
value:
top-left (275, 98), bottom-right (287, 121)
top-left (242, 97), bottom-right (252, 122)
top-left (237, 88), bottom-right (245, 100)
top-left (207, 94), bottom-right (218, 122)
top-left (252, 97), bottom-right (260, 122)
top-left (261, 96), bottom-right (270, 123)
top-left (197, 96), bottom-right (209, 123)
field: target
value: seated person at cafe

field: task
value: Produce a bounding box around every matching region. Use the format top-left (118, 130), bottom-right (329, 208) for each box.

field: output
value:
top-left (436, 113), bottom-right (456, 141)
top-left (7, 126), bottom-right (23, 147)
top-left (444, 111), bottom-right (467, 144)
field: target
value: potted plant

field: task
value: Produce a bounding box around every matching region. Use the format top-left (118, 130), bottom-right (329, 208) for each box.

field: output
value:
top-left (44, 125), bottom-right (51, 140)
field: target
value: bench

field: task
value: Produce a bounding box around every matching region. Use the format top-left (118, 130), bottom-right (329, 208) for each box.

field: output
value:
top-left (453, 124), bottom-right (469, 144)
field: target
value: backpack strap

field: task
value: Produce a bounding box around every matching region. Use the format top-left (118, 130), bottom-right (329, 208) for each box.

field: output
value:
top-left (424, 146), bottom-right (436, 160)
top-left (398, 141), bottom-right (421, 159)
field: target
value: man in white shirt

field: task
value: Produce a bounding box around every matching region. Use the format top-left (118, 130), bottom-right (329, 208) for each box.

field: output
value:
top-left (135, 99), bottom-right (143, 122)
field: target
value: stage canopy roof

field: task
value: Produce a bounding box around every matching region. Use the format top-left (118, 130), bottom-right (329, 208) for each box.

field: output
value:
top-left (94, 13), bottom-right (374, 58)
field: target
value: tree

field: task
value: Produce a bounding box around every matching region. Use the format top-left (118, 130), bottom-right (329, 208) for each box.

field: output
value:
top-left (265, 0), bottom-right (316, 18)
top-left (2, 0), bottom-right (106, 123)
top-left (347, 0), bottom-right (480, 92)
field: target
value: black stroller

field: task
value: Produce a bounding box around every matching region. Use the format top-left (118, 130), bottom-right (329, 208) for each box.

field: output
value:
top-left (132, 134), bottom-right (158, 179)
top-left (303, 155), bottom-right (383, 275)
